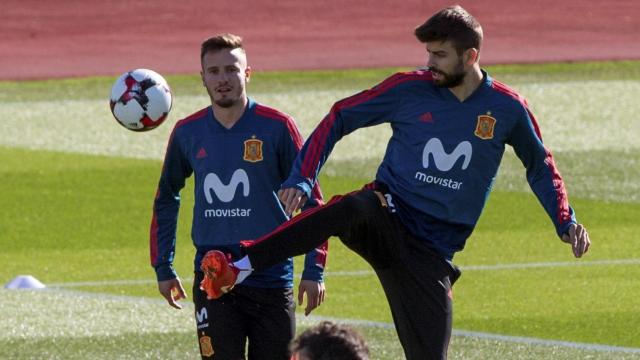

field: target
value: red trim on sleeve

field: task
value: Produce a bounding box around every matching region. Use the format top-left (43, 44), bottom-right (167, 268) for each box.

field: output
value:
top-left (315, 240), bottom-right (329, 269)
top-left (544, 149), bottom-right (572, 224)
top-left (149, 189), bottom-right (160, 266)
top-left (491, 80), bottom-right (572, 224)
top-left (149, 107), bottom-right (208, 267)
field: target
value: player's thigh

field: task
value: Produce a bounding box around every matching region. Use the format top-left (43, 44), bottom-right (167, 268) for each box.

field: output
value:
top-left (193, 272), bottom-right (247, 360)
top-left (241, 287), bottom-right (296, 360)
top-left (337, 190), bottom-right (397, 268)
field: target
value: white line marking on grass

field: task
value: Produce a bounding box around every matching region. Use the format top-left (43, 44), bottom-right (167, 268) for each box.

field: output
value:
top-left (460, 258), bottom-right (640, 271)
top-left (47, 259), bottom-right (640, 288)
top-left (47, 279), bottom-right (157, 288)
top-left (19, 288), bottom-right (640, 354)
top-left (302, 315), bottom-right (640, 354)
top-left (451, 329), bottom-right (640, 354)
top-left (328, 258), bottom-right (640, 276)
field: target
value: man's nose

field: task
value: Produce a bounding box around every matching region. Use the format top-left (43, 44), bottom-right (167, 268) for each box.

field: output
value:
top-left (426, 56), bottom-right (435, 69)
top-left (218, 72), bottom-right (229, 81)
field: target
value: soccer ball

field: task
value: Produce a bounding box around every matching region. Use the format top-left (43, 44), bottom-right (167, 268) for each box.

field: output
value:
top-left (109, 69), bottom-right (172, 131)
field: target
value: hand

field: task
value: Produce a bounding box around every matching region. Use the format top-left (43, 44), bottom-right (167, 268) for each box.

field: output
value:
top-left (278, 187), bottom-right (307, 216)
top-left (158, 277), bottom-right (187, 309)
top-left (561, 223), bottom-right (590, 258)
top-left (298, 280), bottom-right (325, 316)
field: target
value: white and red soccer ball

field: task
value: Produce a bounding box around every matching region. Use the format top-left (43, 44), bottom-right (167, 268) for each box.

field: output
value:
top-left (109, 69), bottom-right (172, 131)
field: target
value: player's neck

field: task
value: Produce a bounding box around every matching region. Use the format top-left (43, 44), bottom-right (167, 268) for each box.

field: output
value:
top-left (448, 66), bottom-right (483, 102)
top-left (212, 96), bottom-right (248, 129)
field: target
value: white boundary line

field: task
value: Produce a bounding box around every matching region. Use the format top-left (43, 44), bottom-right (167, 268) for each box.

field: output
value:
top-left (461, 258), bottom-right (640, 271)
top-left (303, 315), bottom-right (640, 354)
top-left (47, 258), bottom-right (640, 288)
top-left (18, 288), bottom-right (640, 354)
top-left (48, 279), bottom-right (157, 287)
top-left (451, 329), bottom-right (640, 354)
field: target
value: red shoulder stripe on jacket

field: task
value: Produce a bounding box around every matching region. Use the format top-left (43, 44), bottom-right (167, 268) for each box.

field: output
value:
top-left (254, 104), bottom-right (304, 149)
top-left (301, 71), bottom-right (433, 177)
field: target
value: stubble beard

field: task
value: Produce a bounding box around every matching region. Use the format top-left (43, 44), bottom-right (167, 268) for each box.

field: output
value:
top-left (207, 87), bottom-right (240, 108)
top-left (431, 61), bottom-right (466, 88)
top-left (214, 97), bottom-right (236, 108)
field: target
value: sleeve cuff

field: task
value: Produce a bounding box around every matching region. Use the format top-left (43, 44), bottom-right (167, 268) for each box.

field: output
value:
top-left (557, 206), bottom-right (577, 238)
top-left (558, 220), bottom-right (576, 238)
top-left (301, 268), bottom-right (324, 283)
top-left (282, 177), bottom-right (313, 199)
top-left (154, 264), bottom-right (177, 282)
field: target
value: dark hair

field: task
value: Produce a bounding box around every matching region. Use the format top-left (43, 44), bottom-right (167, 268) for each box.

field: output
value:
top-left (414, 5), bottom-right (483, 55)
top-left (290, 321), bottom-right (370, 360)
top-left (200, 33), bottom-right (245, 63)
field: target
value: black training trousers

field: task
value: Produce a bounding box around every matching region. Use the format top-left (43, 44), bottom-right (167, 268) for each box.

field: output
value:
top-left (244, 187), bottom-right (461, 360)
top-left (193, 271), bottom-right (296, 360)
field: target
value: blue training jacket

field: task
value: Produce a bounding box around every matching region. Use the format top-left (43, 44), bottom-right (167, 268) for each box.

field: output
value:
top-left (283, 70), bottom-right (576, 260)
top-left (151, 98), bottom-right (327, 287)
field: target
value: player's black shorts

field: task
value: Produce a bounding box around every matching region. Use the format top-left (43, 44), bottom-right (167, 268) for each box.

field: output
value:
top-left (193, 271), bottom-right (296, 360)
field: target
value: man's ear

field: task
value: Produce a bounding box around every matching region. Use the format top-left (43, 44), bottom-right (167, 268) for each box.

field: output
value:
top-left (245, 66), bottom-right (252, 83)
top-left (464, 48), bottom-right (479, 65)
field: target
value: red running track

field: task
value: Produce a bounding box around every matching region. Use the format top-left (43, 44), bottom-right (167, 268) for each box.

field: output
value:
top-left (1, 0), bottom-right (639, 80)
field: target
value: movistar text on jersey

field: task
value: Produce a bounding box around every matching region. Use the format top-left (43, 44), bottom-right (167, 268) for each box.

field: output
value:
top-left (204, 208), bottom-right (252, 218)
top-left (415, 171), bottom-right (462, 190)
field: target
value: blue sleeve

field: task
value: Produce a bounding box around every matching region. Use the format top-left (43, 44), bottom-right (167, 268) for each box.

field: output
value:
top-left (507, 104), bottom-right (576, 237)
top-left (301, 241), bottom-right (328, 282)
top-left (150, 127), bottom-right (193, 281)
top-left (279, 118), bottom-right (327, 282)
top-left (282, 75), bottom-right (401, 197)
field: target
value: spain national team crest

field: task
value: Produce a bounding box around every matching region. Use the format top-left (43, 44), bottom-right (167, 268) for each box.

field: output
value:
top-left (199, 335), bottom-right (214, 357)
top-left (474, 113), bottom-right (496, 140)
top-left (243, 136), bottom-right (263, 162)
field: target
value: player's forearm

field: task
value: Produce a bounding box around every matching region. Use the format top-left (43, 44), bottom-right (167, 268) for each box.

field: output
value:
top-left (527, 167), bottom-right (576, 237)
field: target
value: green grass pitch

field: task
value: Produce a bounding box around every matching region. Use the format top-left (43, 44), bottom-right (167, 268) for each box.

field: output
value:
top-left (1, 61), bottom-right (640, 359)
